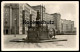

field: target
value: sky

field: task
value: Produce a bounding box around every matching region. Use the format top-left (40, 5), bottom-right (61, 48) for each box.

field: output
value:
top-left (25, 1), bottom-right (79, 27)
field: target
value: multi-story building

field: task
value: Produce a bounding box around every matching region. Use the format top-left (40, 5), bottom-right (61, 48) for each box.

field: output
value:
top-left (4, 3), bottom-right (19, 34)
top-left (21, 3), bottom-right (37, 34)
top-left (44, 13), bottom-right (55, 30)
top-left (73, 27), bottom-right (76, 34)
top-left (31, 5), bottom-right (46, 21)
top-left (61, 19), bottom-right (75, 34)
top-left (3, 3), bottom-right (76, 35)
top-left (51, 13), bottom-right (61, 34)
top-left (32, 5), bottom-right (56, 30)
top-left (4, 3), bottom-right (37, 34)
top-left (4, 4), bottom-right (10, 34)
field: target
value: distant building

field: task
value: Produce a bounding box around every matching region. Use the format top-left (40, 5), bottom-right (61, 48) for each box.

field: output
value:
top-left (51, 13), bottom-right (61, 34)
top-left (3, 3), bottom-right (76, 35)
top-left (61, 19), bottom-right (75, 34)
top-left (32, 5), bottom-right (57, 33)
top-left (31, 5), bottom-right (46, 21)
top-left (73, 27), bottom-right (76, 34)
top-left (44, 13), bottom-right (55, 30)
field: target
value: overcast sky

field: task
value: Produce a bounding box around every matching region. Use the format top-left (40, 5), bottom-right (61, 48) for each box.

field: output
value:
top-left (26, 1), bottom-right (79, 27)
top-left (23, 1), bottom-right (79, 27)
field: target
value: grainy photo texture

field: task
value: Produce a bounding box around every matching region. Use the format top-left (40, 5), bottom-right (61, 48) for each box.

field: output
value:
top-left (1, 1), bottom-right (79, 51)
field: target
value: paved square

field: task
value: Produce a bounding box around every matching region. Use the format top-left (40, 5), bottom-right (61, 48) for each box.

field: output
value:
top-left (3, 35), bottom-right (76, 48)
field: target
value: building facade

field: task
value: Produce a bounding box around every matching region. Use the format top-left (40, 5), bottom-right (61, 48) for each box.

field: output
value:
top-left (32, 5), bottom-right (56, 30)
top-left (44, 13), bottom-right (55, 30)
top-left (32, 5), bottom-right (46, 21)
top-left (4, 3), bottom-right (37, 34)
top-left (3, 3), bottom-right (76, 35)
top-left (61, 19), bottom-right (75, 34)
top-left (4, 3), bottom-right (19, 34)
top-left (21, 3), bottom-right (37, 34)
top-left (51, 13), bottom-right (61, 34)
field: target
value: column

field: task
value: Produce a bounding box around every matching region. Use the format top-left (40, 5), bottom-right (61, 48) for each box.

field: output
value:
top-left (10, 5), bottom-right (12, 34)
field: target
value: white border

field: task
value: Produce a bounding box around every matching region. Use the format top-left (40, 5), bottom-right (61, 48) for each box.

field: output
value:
top-left (1, 1), bottom-right (79, 51)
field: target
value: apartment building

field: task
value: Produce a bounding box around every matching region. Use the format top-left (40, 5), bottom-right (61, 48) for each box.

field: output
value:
top-left (4, 3), bottom-right (37, 34)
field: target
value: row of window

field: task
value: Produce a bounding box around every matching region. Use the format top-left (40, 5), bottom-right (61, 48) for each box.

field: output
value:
top-left (61, 23), bottom-right (73, 31)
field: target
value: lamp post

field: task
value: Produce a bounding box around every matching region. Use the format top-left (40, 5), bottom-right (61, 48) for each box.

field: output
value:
top-left (14, 18), bottom-right (16, 37)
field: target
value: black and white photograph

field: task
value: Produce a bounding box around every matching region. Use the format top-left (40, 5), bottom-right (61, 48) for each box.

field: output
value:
top-left (1, 1), bottom-right (79, 51)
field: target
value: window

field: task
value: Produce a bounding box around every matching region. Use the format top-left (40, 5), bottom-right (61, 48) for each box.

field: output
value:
top-left (66, 24), bottom-right (68, 31)
top-left (71, 24), bottom-right (73, 31)
top-left (61, 23), bottom-right (63, 31)
top-left (5, 8), bottom-right (9, 12)
top-left (5, 21), bottom-right (8, 24)
top-left (5, 9), bottom-right (7, 12)
top-left (5, 13), bottom-right (8, 17)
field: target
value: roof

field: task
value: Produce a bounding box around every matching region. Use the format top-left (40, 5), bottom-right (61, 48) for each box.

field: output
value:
top-left (31, 5), bottom-right (46, 9)
top-left (51, 13), bottom-right (61, 15)
top-left (26, 3), bottom-right (37, 11)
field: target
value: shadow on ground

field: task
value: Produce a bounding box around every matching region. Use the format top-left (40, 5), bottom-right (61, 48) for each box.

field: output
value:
top-left (9, 38), bottom-right (67, 43)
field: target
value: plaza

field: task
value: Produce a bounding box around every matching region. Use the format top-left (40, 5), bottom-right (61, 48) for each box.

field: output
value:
top-left (3, 35), bottom-right (76, 48)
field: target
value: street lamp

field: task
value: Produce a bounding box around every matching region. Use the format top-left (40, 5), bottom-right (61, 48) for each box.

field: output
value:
top-left (14, 18), bottom-right (16, 37)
